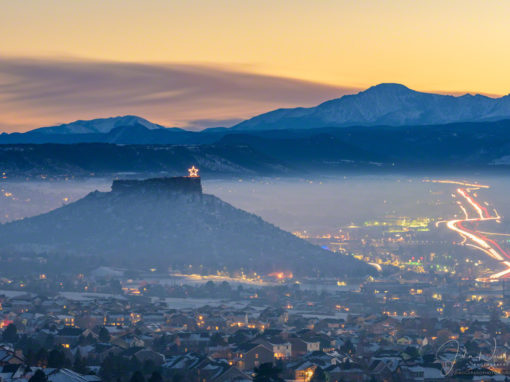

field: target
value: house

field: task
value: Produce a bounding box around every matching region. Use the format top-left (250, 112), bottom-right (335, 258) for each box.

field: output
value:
top-left (0, 364), bottom-right (32, 381)
top-left (399, 365), bottom-right (424, 381)
top-left (233, 343), bottom-right (273, 371)
top-left (133, 349), bottom-right (165, 366)
top-left (254, 338), bottom-right (292, 359)
top-left (325, 360), bottom-right (366, 382)
top-left (162, 352), bottom-right (209, 380)
top-left (0, 347), bottom-right (24, 366)
top-left (55, 328), bottom-right (85, 347)
top-left (290, 337), bottom-right (320, 358)
top-left (289, 361), bottom-right (317, 382)
top-left (0, 366), bottom-right (100, 382)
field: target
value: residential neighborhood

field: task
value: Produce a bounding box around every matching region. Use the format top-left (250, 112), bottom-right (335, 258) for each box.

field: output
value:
top-left (2, 269), bottom-right (510, 381)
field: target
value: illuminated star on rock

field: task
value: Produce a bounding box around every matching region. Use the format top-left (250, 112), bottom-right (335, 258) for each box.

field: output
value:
top-left (188, 166), bottom-right (199, 177)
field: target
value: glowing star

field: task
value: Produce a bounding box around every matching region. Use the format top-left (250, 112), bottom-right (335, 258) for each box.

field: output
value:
top-left (188, 166), bottom-right (199, 177)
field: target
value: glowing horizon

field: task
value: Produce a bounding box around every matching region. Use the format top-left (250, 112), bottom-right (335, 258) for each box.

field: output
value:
top-left (1, 0), bottom-right (510, 132)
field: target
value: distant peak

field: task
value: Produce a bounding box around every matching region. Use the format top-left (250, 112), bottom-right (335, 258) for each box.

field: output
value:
top-left (111, 115), bottom-right (150, 122)
top-left (30, 115), bottom-right (166, 135)
top-left (363, 83), bottom-right (413, 93)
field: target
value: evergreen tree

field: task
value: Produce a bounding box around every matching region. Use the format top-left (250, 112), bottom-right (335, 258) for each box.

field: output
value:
top-left (340, 339), bottom-right (356, 355)
top-left (26, 348), bottom-right (35, 366)
top-left (73, 350), bottom-right (88, 374)
top-left (210, 333), bottom-right (226, 346)
top-left (44, 334), bottom-right (55, 349)
top-left (311, 367), bottom-right (327, 382)
top-left (129, 371), bottom-right (145, 382)
top-left (2, 323), bottom-right (18, 343)
top-left (100, 354), bottom-right (116, 382)
top-left (148, 371), bottom-right (163, 382)
top-left (142, 359), bottom-right (156, 375)
top-left (253, 363), bottom-right (284, 382)
top-left (48, 349), bottom-right (66, 369)
top-left (35, 348), bottom-right (48, 367)
top-left (29, 370), bottom-right (48, 382)
top-left (98, 327), bottom-right (111, 343)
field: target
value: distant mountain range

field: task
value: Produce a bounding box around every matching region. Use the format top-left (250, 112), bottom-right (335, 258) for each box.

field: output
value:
top-left (2, 83), bottom-right (510, 145)
top-left (2, 83), bottom-right (510, 175)
top-left (0, 116), bottom-right (195, 145)
top-left (232, 83), bottom-right (510, 130)
top-left (0, 176), bottom-right (372, 277)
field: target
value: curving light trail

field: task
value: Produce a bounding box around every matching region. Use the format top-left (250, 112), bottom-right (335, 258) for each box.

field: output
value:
top-left (440, 185), bottom-right (510, 280)
top-left (425, 180), bottom-right (490, 189)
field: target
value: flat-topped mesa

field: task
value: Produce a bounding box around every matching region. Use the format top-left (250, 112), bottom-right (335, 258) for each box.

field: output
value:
top-left (111, 176), bottom-right (202, 195)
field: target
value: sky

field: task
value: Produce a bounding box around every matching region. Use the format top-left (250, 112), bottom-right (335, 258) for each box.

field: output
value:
top-left (1, 0), bottom-right (510, 132)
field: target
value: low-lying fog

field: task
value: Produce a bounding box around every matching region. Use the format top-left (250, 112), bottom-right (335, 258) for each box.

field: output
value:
top-left (3, 175), bottom-right (510, 235)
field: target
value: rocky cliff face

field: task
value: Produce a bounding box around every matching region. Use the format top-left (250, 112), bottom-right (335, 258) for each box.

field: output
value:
top-left (111, 176), bottom-right (202, 195)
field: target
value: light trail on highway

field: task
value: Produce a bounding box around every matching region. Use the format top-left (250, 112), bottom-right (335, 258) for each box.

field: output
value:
top-left (437, 181), bottom-right (510, 281)
top-left (425, 180), bottom-right (490, 189)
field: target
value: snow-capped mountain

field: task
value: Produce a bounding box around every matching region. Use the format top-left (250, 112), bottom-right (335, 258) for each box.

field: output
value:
top-left (31, 115), bottom-right (166, 135)
top-left (232, 83), bottom-right (510, 130)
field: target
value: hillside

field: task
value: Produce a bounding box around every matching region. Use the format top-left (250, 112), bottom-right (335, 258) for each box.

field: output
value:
top-left (0, 177), bottom-right (372, 277)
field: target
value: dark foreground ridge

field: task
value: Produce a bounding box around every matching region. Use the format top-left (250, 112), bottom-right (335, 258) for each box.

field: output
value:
top-left (5, 119), bottom-right (510, 179)
top-left (0, 176), bottom-right (373, 277)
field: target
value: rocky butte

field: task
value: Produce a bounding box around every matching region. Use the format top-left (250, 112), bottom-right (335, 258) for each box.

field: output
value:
top-left (0, 169), bottom-right (373, 277)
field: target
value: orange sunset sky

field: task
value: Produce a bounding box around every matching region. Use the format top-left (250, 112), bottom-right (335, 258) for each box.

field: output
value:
top-left (1, 0), bottom-right (510, 131)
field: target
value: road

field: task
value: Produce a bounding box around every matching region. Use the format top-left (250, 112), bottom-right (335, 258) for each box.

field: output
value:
top-left (437, 181), bottom-right (510, 281)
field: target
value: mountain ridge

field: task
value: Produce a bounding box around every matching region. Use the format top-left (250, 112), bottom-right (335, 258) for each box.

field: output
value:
top-left (232, 83), bottom-right (510, 130)
top-left (30, 115), bottom-right (167, 135)
top-left (3, 83), bottom-right (510, 144)
top-left (4, 118), bottom-right (510, 178)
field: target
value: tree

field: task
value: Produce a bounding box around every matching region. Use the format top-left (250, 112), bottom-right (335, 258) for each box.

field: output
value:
top-left (129, 356), bottom-right (141, 373)
top-left (310, 367), bottom-right (327, 382)
top-left (44, 334), bottom-right (55, 349)
top-left (48, 349), bottom-right (66, 369)
top-left (142, 359), bottom-right (156, 375)
top-left (253, 363), bottom-right (284, 382)
top-left (340, 339), bottom-right (356, 355)
top-left (311, 367), bottom-right (327, 382)
top-left (465, 339), bottom-right (481, 354)
top-left (26, 348), bottom-right (36, 366)
top-left (210, 332), bottom-right (227, 347)
top-left (2, 323), bottom-right (18, 343)
top-left (435, 329), bottom-right (453, 347)
top-left (29, 370), bottom-right (48, 382)
top-left (98, 327), bottom-right (111, 343)
top-left (35, 348), bottom-right (48, 367)
top-left (403, 346), bottom-right (420, 360)
top-left (99, 354), bottom-right (116, 381)
top-left (129, 371), bottom-right (145, 382)
top-left (73, 350), bottom-right (88, 374)
top-left (148, 371), bottom-right (163, 382)
top-left (153, 334), bottom-right (169, 353)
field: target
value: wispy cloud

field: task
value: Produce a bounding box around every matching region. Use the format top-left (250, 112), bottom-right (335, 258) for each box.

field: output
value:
top-left (0, 57), bottom-right (358, 132)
